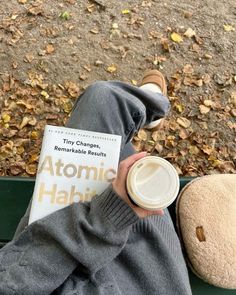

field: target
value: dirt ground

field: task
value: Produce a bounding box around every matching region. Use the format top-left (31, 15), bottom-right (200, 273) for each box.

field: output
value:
top-left (0, 0), bottom-right (235, 177)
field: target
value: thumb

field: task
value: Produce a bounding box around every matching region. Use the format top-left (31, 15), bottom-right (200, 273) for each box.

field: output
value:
top-left (119, 152), bottom-right (147, 179)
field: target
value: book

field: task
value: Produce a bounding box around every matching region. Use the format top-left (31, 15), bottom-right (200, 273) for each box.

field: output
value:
top-left (28, 125), bottom-right (121, 224)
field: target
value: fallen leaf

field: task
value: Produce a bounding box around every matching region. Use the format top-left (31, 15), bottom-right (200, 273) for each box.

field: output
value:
top-left (191, 43), bottom-right (200, 53)
top-left (26, 164), bottom-right (37, 175)
top-left (30, 131), bottom-right (39, 140)
top-left (174, 103), bottom-right (184, 113)
top-left (179, 128), bottom-right (189, 139)
top-left (10, 164), bottom-right (24, 175)
top-left (60, 11), bottom-right (70, 20)
top-left (188, 145), bottom-right (200, 155)
top-left (231, 109), bottom-right (236, 117)
top-left (41, 90), bottom-right (49, 99)
top-left (202, 74), bottom-right (211, 84)
top-left (155, 143), bottom-right (163, 153)
top-left (183, 64), bottom-right (194, 74)
top-left (204, 54), bottom-right (213, 59)
top-left (170, 32), bottom-right (183, 43)
top-left (90, 28), bottom-right (99, 34)
top-left (19, 117), bottom-right (30, 129)
top-left (28, 5), bottom-right (43, 15)
top-left (231, 92), bottom-right (236, 106)
top-left (199, 105), bottom-right (210, 114)
top-left (201, 145), bottom-right (214, 155)
top-left (223, 24), bottom-right (235, 32)
top-left (106, 64), bottom-right (117, 73)
top-left (2, 113), bottom-right (11, 123)
top-left (161, 38), bottom-right (170, 52)
top-left (177, 117), bottom-right (191, 128)
top-left (131, 80), bottom-right (138, 85)
top-left (24, 54), bottom-right (34, 63)
top-left (137, 129), bottom-right (148, 141)
top-left (184, 28), bottom-right (196, 38)
top-left (152, 130), bottom-right (166, 141)
top-left (112, 23), bottom-right (119, 29)
top-left (46, 44), bottom-right (55, 54)
top-left (79, 74), bottom-right (88, 81)
top-left (203, 100), bottom-right (214, 107)
top-left (121, 9), bottom-right (130, 14)
top-left (87, 4), bottom-right (95, 13)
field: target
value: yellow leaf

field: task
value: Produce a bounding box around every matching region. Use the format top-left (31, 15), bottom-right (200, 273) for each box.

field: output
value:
top-left (30, 131), bottom-right (39, 140)
top-left (170, 32), bottom-right (183, 43)
top-left (223, 24), bottom-right (235, 32)
top-left (122, 9), bottom-right (130, 14)
top-left (41, 90), bottom-right (49, 99)
top-left (175, 103), bottom-right (184, 113)
top-left (2, 113), bottom-right (11, 123)
top-left (131, 79), bottom-right (137, 85)
top-left (106, 64), bottom-right (117, 73)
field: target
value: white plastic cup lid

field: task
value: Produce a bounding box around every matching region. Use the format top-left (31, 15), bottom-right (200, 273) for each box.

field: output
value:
top-left (126, 156), bottom-right (179, 210)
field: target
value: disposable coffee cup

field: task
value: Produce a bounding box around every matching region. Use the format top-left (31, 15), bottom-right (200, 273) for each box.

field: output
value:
top-left (126, 156), bottom-right (179, 210)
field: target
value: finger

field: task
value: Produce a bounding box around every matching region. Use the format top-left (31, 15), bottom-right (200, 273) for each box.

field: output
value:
top-left (118, 152), bottom-right (147, 181)
top-left (121, 152), bottom-right (147, 170)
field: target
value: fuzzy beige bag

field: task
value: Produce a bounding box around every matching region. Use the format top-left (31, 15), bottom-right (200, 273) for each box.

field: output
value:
top-left (176, 174), bottom-right (236, 289)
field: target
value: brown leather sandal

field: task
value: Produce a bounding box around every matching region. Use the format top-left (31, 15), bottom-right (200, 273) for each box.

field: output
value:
top-left (140, 69), bottom-right (167, 96)
top-left (140, 70), bottom-right (167, 131)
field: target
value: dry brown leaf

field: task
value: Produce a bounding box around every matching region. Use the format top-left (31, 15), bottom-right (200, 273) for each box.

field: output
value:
top-left (9, 164), bottom-right (24, 175)
top-left (24, 54), bottom-right (34, 63)
top-left (137, 129), bottom-right (148, 141)
top-left (183, 64), bottom-right (194, 75)
top-left (152, 130), bottom-right (166, 141)
top-left (155, 143), bottom-right (163, 153)
top-left (30, 131), bottom-right (39, 140)
top-left (65, 81), bottom-right (80, 98)
top-left (199, 105), bottom-right (210, 114)
top-left (191, 43), bottom-right (200, 53)
top-left (26, 164), bottom-right (37, 175)
top-left (179, 128), bottom-right (189, 139)
top-left (201, 145), bottom-right (214, 155)
top-left (161, 38), bottom-right (170, 52)
top-left (46, 44), bottom-right (55, 54)
top-left (90, 28), bottom-right (99, 34)
top-left (184, 28), bottom-right (196, 38)
top-left (19, 117), bottom-right (30, 129)
top-left (188, 145), bottom-right (200, 155)
top-left (177, 117), bottom-right (191, 128)
top-left (202, 74), bottom-right (211, 84)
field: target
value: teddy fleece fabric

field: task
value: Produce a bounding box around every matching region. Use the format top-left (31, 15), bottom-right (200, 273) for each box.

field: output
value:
top-left (177, 174), bottom-right (236, 289)
top-left (0, 185), bottom-right (191, 295)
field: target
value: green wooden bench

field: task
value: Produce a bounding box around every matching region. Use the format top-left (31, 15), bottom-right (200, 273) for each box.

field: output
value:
top-left (0, 176), bottom-right (235, 294)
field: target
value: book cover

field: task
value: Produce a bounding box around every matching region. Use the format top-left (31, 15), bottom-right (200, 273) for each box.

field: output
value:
top-left (28, 125), bottom-right (121, 224)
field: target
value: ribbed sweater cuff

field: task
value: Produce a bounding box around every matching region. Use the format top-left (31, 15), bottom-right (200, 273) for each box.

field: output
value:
top-left (93, 186), bottom-right (139, 230)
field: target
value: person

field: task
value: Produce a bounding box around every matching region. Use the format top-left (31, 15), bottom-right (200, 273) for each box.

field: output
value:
top-left (0, 70), bottom-right (192, 295)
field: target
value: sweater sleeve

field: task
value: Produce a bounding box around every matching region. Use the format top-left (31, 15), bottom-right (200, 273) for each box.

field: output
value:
top-left (0, 185), bottom-right (139, 295)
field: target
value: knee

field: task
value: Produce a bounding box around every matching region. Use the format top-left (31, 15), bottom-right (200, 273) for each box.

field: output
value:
top-left (87, 81), bottom-right (112, 96)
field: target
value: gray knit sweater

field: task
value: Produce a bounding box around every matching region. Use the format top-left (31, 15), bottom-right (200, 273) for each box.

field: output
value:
top-left (0, 186), bottom-right (192, 295)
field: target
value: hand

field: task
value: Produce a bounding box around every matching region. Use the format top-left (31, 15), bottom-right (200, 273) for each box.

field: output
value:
top-left (112, 152), bottom-right (164, 218)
